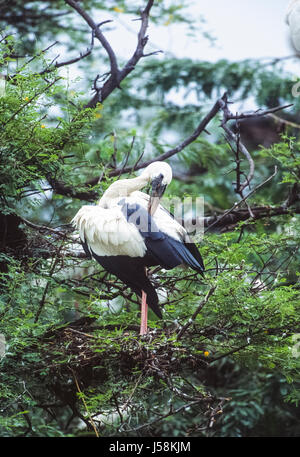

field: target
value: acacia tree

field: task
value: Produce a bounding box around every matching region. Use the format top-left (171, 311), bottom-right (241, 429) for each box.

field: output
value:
top-left (0, 1), bottom-right (300, 437)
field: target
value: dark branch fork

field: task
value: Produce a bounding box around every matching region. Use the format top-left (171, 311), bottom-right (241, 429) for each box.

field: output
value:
top-left (64, 0), bottom-right (155, 108)
top-left (65, 0), bottom-right (119, 81)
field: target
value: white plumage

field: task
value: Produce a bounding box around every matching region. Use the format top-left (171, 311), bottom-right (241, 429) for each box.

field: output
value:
top-left (72, 191), bottom-right (188, 258)
top-left (72, 161), bottom-right (204, 335)
top-left (286, 0), bottom-right (300, 52)
top-left (73, 204), bottom-right (146, 257)
top-left (72, 162), bottom-right (186, 258)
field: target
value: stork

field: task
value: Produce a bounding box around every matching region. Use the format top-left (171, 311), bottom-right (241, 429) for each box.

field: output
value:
top-left (72, 161), bottom-right (204, 335)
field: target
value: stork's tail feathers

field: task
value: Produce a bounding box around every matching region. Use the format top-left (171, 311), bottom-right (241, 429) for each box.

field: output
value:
top-left (90, 252), bottom-right (163, 319)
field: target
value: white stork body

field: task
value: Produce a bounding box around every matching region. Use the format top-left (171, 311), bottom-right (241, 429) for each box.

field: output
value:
top-left (72, 162), bottom-right (204, 334)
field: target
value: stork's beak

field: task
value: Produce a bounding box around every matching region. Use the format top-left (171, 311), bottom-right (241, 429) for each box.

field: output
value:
top-left (148, 176), bottom-right (166, 215)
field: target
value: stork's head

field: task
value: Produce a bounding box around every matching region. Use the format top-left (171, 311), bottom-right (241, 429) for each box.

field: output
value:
top-left (141, 161), bottom-right (172, 215)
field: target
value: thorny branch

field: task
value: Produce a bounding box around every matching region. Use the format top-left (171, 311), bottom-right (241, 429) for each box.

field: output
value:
top-left (65, 0), bottom-right (119, 87)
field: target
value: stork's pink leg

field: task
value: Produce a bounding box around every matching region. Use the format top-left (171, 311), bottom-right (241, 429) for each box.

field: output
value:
top-left (140, 290), bottom-right (148, 336)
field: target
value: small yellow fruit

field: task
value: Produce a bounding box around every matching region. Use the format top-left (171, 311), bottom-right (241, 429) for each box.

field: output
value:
top-left (163, 14), bottom-right (173, 26)
top-left (204, 351), bottom-right (210, 357)
top-left (41, 124), bottom-right (46, 128)
top-left (113, 7), bottom-right (124, 13)
top-left (94, 103), bottom-right (104, 119)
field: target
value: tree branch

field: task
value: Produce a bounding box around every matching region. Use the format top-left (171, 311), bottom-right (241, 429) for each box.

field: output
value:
top-left (219, 95), bottom-right (292, 195)
top-left (87, 93), bottom-right (227, 184)
top-left (65, 0), bottom-right (119, 87)
top-left (64, 0), bottom-right (155, 108)
top-left (46, 174), bottom-right (98, 202)
top-left (204, 204), bottom-right (299, 232)
top-left (40, 31), bottom-right (95, 75)
top-left (86, 1), bottom-right (155, 106)
top-left (204, 166), bottom-right (279, 232)
top-left (177, 286), bottom-right (217, 340)
top-left (118, 0), bottom-right (154, 78)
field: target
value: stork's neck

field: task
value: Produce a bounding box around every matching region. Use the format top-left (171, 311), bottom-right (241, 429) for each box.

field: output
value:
top-left (99, 174), bottom-right (148, 206)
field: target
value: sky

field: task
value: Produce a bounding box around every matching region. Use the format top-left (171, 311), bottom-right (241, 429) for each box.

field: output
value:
top-left (102, 0), bottom-right (294, 64)
top-left (161, 0), bottom-right (292, 61)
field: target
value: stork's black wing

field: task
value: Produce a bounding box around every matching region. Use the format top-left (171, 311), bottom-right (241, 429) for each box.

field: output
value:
top-left (82, 200), bottom-right (204, 319)
top-left (120, 201), bottom-right (205, 275)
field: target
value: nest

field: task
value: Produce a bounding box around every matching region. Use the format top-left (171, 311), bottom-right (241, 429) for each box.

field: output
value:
top-left (37, 316), bottom-right (207, 385)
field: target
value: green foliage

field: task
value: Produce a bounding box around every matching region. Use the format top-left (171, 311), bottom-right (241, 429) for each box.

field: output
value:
top-left (1, 2), bottom-right (300, 439)
top-left (260, 134), bottom-right (300, 185)
top-left (133, 58), bottom-right (297, 108)
top-left (1, 220), bottom-right (300, 436)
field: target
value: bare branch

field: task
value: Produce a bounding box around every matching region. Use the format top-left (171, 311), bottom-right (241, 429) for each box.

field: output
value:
top-left (46, 174), bottom-right (98, 202)
top-left (20, 216), bottom-right (67, 237)
top-left (225, 103), bottom-right (293, 121)
top-left (40, 31), bottom-right (95, 75)
top-left (177, 286), bottom-right (217, 340)
top-left (102, 93), bottom-right (227, 178)
top-left (119, 0), bottom-right (154, 74)
top-left (204, 166), bottom-right (279, 232)
top-left (65, 0), bottom-right (119, 84)
top-left (83, 0), bottom-right (155, 107)
top-left (223, 120), bottom-right (255, 194)
top-left (219, 94), bottom-right (292, 195)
